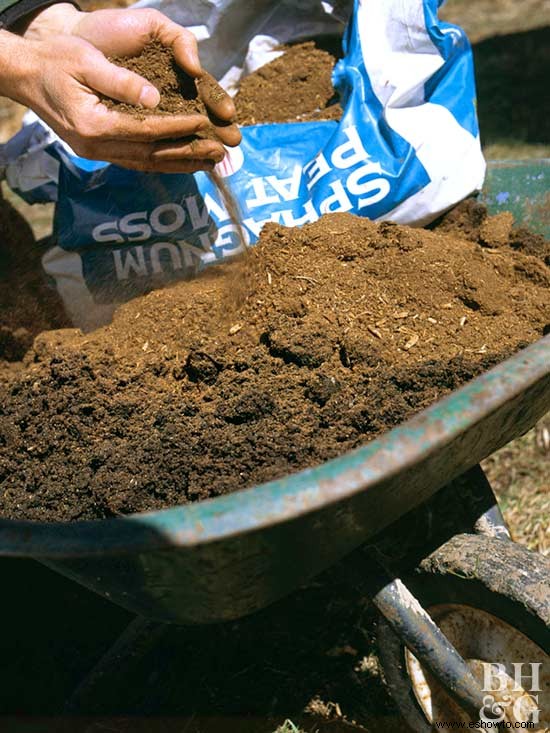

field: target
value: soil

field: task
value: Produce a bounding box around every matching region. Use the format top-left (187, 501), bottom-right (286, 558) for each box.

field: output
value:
top-left (0, 202), bottom-right (548, 522)
top-left (105, 41), bottom-right (233, 146)
top-left (0, 192), bottom-right (69, 372)
top-left (105, 40), bottom-right (209, 118)
top-left (106, 40), bottom-right (342, 127)
top-left (235, 42), bottom-right (342, 125)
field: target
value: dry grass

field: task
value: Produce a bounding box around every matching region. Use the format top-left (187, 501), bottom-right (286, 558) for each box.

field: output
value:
top-left (0, 97), bottom-right (25, 144)
top-left (483, 416), bottom-right (550, 555)
top-left (484, 141), bottom-right (550, 161)
top-left (274, 722), bottom-right (305, 733)
top-left (440, 0), bottom-right (550, 43)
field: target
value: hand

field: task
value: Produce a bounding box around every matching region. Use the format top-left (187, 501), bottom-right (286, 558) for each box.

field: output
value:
top-left (8, 4), bottom-right (241, 172)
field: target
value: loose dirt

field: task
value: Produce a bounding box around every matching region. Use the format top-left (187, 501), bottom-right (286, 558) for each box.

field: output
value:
top-left (1, 202), bottom-right (548, 522)
top-left (105, 40), bottom-right (236, 148)
top-left (0, 192), bottom-right (68, 372)
top-left (105, 40), bottom-right (207, 118)
top-left (106, 39), bottom-right (342, 126)
top-left (235, 42), bottom-right (342, 125)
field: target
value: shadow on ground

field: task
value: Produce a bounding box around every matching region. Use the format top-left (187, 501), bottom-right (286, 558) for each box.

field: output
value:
top-left (0, 556), bottom-right (407, 732)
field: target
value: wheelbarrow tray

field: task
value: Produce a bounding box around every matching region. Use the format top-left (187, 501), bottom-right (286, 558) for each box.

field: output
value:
top-left (0, 162), bottom-right (548, 625)
top-left (1, 336), bottom-right (548, 625)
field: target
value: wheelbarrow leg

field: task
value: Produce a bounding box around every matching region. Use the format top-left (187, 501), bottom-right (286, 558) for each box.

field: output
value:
top-left (65, 615), bottom-right (169, 714)
top-left (350, 552), bottom-right (494, 721)
top-left (457, 464), bottom-right (511, 540)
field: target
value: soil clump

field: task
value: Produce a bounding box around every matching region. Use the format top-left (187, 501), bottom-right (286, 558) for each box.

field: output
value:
top-left (1, 204), bottom-right (548, 522)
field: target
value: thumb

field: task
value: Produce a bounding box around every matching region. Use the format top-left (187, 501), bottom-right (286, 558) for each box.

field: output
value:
top-left (82, 50), bottom-right (160, 109)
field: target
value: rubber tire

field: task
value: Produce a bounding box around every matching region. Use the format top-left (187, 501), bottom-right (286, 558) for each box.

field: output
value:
top-left (376, 533), bottom-right (550, 732)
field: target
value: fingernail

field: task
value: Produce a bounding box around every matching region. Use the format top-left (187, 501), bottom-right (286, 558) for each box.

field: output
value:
top-left (139, 85), bottom-right (160, 109)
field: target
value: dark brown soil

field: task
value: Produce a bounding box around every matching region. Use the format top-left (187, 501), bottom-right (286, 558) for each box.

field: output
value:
top-left (235, 42), bottom-right (342, 125)
top-left (1, 204), bottom-right (548, 522)
top-left (0, 192), bottom-right (68, 373)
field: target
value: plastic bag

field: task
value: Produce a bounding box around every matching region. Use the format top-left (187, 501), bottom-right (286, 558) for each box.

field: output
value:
top-left (0, 0), bottom-right (485, 330)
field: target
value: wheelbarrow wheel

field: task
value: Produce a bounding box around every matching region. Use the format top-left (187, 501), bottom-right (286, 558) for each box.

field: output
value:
top-left (376, 533), bottom-right (550, 730)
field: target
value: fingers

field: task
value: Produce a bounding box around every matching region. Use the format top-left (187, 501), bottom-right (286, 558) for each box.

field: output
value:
top-left (96, 107), bottom-right (241, 148)
top-left (208, 121), bottom-right (242, 148)
top-left (98, 110), bottom-right (212, 142)
top-left (80, 47), bottom-right (160, 109)
top-left (109, 158), bottom-right (216, 174)
top-left (152, 18), bottom-right (239, 126)
top-left (196, 73), bottom-right (241, 146)
top-left (151, 138), bottom-right (226, 162)
top-left (72, 9), bottom-right (241, 140)
top-left (196, 72), bottom-right (236, 121)
top-left (78, 137), bottom-right (226, 164)
top-left (71, 7), bottom-right (201, 76)
top-left (72, 134), bottom-right (227, 173)
top-left (152, 11), bottom-right (202, 78)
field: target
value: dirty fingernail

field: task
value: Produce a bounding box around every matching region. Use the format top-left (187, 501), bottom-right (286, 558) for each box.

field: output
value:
top-left (139, 85), bottom-right (160, 109)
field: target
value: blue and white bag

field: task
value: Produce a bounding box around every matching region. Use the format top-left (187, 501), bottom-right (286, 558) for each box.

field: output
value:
top-left (0, 0), bottom-right (485, 330)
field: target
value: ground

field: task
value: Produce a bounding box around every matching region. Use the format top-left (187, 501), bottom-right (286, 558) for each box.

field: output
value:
top-left (0, 0), bottom-right (548, 730)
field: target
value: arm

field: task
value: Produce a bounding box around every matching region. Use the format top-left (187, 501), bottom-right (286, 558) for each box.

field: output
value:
top-left (0, 3), bottom-right (241, 172)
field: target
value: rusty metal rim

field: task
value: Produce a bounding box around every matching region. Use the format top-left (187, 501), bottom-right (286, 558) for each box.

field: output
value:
top-left (0, 334), bottom-right (549, 557)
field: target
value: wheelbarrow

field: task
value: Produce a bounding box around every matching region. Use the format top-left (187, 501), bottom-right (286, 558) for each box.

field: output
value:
top-left (0, 160), bottom-right (549, 730)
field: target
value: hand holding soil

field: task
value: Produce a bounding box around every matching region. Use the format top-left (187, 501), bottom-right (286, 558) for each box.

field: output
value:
top-left (104, 40), bottom-right (241, 153)
top-left (0, 4), bottom-right (240, 172)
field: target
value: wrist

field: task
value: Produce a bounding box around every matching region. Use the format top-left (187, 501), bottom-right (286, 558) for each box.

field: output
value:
top-left (0, 29), bottom-right (35, 101)
top-left (22, 3), bottom-right (82, 40)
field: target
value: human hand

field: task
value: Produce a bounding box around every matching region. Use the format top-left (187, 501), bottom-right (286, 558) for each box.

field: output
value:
top-left (11, 4), bottom-right (241, 172)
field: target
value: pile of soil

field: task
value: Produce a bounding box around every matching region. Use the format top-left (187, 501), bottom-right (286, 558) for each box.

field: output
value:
top-left (235, 42), bottom-right (342, 125)
top-left (0, 192), bottom-right (68, 371)
top-left (1, 203), bottom-right (548, 522)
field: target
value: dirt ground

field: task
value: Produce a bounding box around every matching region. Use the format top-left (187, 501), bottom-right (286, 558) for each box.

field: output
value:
top-left (0, 1), bottom-right (548, 731)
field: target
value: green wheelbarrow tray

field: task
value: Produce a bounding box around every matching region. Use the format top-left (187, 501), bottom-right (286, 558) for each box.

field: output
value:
top-left (480, 158), bottom-right (550, 239)
top-left (0, 160), bottom-right (548, 626)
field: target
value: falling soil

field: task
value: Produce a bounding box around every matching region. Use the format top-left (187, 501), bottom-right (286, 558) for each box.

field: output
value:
top-left (105, 41), bottom-right (248, 255)
top-left (235, 41), bottom-right (343, 125)
top-left (0, 202), bottom-right (548, 522)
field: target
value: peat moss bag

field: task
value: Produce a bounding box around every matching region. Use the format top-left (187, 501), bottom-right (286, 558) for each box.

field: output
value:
top-left (0, 0), bottom-right (485, 329)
